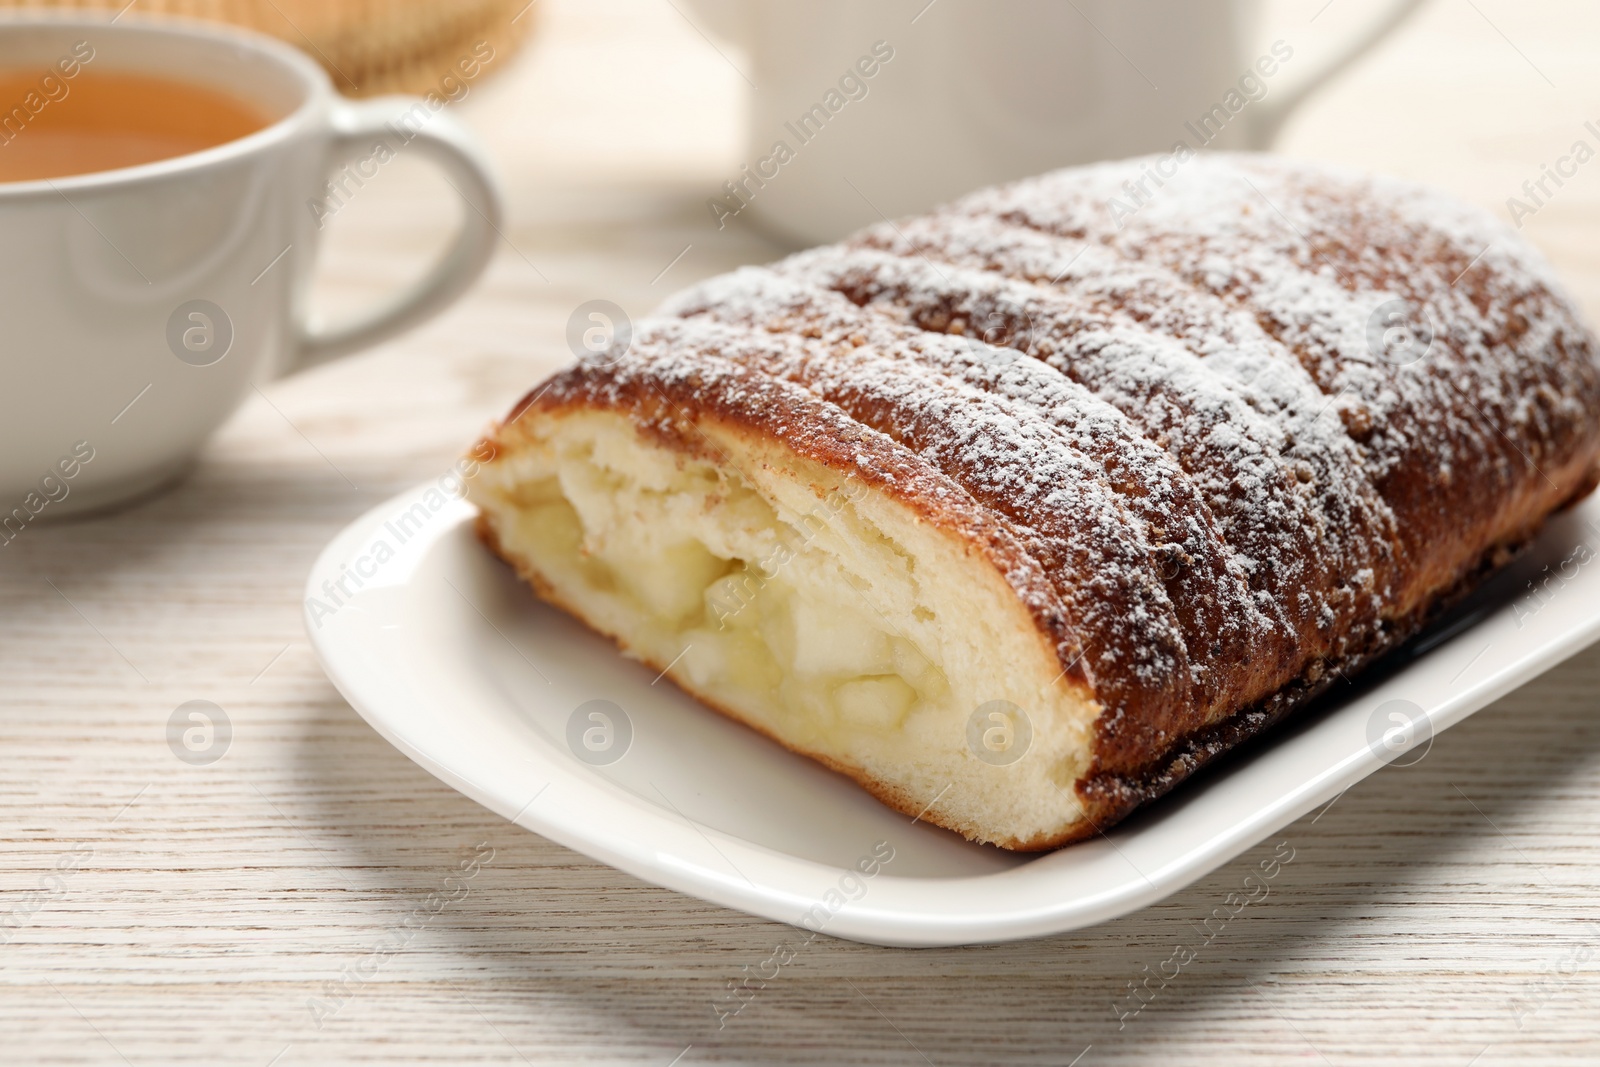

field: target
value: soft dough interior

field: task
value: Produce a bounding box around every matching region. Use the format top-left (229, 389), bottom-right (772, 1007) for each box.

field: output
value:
top-left (469, 408), bottom-right (1101, 849)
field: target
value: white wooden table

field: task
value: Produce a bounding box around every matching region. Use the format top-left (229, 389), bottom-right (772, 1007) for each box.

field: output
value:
top-left (4, 1), bottom-right (1599, 1063)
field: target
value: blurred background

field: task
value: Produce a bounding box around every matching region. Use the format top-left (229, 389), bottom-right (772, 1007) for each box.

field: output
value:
top-left (301, 0), bottom-right (1600, 370)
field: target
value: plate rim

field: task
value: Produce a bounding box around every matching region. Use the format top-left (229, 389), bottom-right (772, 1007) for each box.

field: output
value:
top-left (304, 483), bottom-right (1600, 947)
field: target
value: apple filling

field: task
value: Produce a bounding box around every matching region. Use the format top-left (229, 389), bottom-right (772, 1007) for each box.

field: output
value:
top-left (469, 409), bottom-right (1099, 848)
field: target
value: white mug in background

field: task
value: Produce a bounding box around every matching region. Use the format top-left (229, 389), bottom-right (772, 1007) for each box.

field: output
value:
top-left (0, 16), bottom-right (503, 522)
top-left (686, 0), bottom-right (1427, 244)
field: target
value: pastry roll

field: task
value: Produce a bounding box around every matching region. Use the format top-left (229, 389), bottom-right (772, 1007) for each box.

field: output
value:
top-left (467, 154), bottom-right (1600, 849)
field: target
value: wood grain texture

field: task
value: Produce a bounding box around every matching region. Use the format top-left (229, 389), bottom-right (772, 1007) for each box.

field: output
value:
top-left (3, 0), bottom-right (1599, 1063)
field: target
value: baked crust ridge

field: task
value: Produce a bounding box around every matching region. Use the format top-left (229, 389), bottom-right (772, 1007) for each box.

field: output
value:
top-left (469, 154), bottom-right (1600, 849)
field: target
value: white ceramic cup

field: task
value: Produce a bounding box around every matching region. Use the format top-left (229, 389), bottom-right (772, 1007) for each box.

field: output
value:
top-left (687, 0), bottom-right (1426, 244)
top-left (0, 15), bottom-right (503, 521)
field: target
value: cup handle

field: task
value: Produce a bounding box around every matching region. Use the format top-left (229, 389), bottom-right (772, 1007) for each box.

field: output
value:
top-left (1246, 0), bottom-right (1430, 148)
top-left (291, 98), bottom-right (503, 372)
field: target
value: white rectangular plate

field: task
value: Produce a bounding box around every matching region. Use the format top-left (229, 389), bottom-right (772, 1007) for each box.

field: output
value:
top-left (304, 483), bottom-right (1600, 947)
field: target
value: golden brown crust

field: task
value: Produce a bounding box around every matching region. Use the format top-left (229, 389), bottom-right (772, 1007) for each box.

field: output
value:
top-left (474, 153), bottom-right (1600, 848)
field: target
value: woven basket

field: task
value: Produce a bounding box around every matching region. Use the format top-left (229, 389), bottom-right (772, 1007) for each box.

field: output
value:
top-left (0, 0), bottom-right (535, 96)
